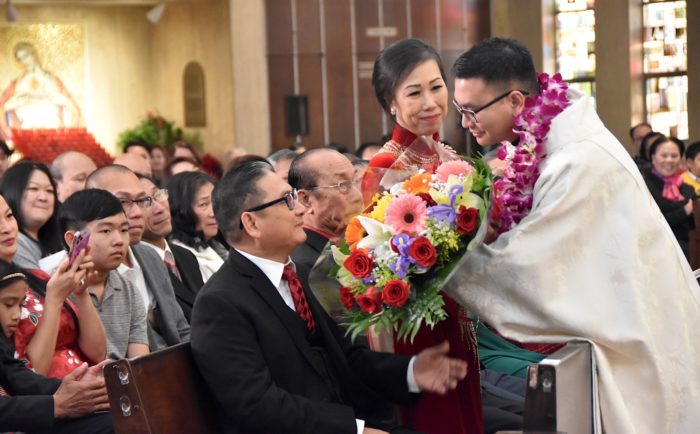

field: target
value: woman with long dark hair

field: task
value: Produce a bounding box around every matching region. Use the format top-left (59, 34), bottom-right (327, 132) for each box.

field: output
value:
top-left (0, 192), bottom-right (105, 378)
top-left (168, 171), bottom-right (227, 282)
top-left (1, 161), bottom-right (63, 269)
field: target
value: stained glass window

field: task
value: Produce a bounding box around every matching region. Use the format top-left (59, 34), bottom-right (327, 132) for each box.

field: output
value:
top-left (555, 0), bottom-right (596, 99)
top-left (642, 0), bottom-right (687, 139)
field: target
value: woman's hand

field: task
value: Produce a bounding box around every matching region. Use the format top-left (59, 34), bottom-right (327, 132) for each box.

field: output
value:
top-left (46, 250), bottom-right (94, 305)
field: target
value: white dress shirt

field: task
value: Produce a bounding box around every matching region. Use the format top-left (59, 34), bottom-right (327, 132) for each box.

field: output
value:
top-left (235, 248), bottom-right (419, 434)
top-left (117, 246), bottom-right (153, 312)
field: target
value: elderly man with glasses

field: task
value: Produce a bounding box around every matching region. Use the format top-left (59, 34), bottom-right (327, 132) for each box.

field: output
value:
top-left (287, 148), bottom-right (364, 271)
top-left (86, 165), bottom-right (190, 352)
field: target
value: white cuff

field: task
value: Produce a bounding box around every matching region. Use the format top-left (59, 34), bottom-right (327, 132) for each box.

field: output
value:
top-left (407, 356), bottom-right (420, 393)
top-left (356, 418), bottom-right (365, 434)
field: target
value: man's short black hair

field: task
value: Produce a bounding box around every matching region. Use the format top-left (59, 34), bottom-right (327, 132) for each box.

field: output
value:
top-left (123, 138), bottom-right (152, 154)
top-left (686, 141), bottom-right (700, 161)
top-left (59, 189), bottom-right (125, 248)
top-left (452, 37), bottom-right (539, 93)
top-left (629, 122), bottom-right (652, 139)
top-left (213, 161), bottom-right (272, 243)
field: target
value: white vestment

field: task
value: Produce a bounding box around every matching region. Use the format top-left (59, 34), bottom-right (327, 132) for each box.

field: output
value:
top-left (446, 89), bottom-right (700, 434)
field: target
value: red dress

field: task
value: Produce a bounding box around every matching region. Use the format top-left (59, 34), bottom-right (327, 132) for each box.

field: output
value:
top-left (366, 125), bottom-right (484, 434)
top-left (13, 272), bottom-right (89, 379)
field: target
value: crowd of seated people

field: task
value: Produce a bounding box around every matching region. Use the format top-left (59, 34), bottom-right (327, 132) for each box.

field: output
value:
top-left (630, 122), bottom-right (700, 263)
top-left (0, 115), bottom-right (697, 433)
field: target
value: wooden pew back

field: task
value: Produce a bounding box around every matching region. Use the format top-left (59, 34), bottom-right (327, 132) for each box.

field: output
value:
top-left (104, 342), bottom-right (218, 434)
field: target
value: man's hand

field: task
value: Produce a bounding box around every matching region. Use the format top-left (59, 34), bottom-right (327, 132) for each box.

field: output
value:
top-left (413, 341), bottom-right (467, 395)
top-left (79, 359), bottom-right (113, 383)
top-left (53, 362), bottom-right (110, 418)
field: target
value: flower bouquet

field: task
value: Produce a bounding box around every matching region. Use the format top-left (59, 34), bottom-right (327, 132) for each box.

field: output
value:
top-left (331, 143), bottom-right (491, 343)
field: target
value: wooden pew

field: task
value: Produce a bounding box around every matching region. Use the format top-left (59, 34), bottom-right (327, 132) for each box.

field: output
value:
top-left (104, 342), bottom-right (219, 434)
top-left (497, 341), bottom-right (595, 434)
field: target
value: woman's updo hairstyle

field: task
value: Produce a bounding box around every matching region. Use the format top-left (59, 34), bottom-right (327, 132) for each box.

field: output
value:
top-left (649, 135), bottom-right (685, 158)
top-left (372, 38), bottom-right (445, 117)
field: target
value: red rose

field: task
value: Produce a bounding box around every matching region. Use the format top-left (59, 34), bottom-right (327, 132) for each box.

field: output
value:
top-left (456, 206), bottom-right (479, 235)
top-left (381, 280), bottom-right (411, 307)
top-left (416, 192), bottom-right (437, 207)
top-left (408, 236), bottom-right (437, 267)
top-left (339, 286), bottom-right (355, 310)
top-left (356, 286), bottom-right (382, 313)
top-left (343, 249), bottom-right (374, 278)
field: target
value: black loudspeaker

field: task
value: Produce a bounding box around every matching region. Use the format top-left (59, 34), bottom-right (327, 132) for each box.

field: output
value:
top-left (285, 95), bottom-right (309, 136)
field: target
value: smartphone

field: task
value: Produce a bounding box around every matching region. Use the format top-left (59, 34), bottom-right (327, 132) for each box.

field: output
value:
top-left (68, 230), bottom-right (91, 268)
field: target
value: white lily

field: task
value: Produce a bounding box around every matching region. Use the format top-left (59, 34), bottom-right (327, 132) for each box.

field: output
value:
top-left (356, 216), bottom-right (393, 251)
top-left (331, 245), bottom-right (349, 266)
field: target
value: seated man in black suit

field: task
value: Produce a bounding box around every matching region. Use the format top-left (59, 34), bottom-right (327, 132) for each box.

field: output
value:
top-left (138, 175), bottom-right (204, 322)
top-left (0, 336), bottom-right (113, 433)
top-left (191, 161), bottom-right (467, 434)
top-left (288, 148), bottom-right (363, 270)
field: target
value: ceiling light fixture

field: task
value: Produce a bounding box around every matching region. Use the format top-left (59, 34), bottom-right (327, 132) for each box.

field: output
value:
top-left (146, 3), bottom-right (166, 24)
top-left (5, 0), bottom-right (18, 22)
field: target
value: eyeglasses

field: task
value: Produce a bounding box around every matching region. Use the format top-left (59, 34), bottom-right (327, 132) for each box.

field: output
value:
top-left (452, 89), bottom-right (529, 124)
top-left (118, 196), bottom-right (153, 210)
top-left (307, 180), bottom-right (359, 195)
top-left (152, 189), bottom-right (169, 203)
top-left (239, 189), bottom-right (298, 229)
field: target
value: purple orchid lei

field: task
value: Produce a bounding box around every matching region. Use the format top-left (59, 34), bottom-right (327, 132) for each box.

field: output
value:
top-left (491, 72), bottom-right (570, 235)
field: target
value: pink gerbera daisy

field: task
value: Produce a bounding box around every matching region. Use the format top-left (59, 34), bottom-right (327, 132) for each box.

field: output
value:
top-left (435, 160), bottom-right (474, 183)
top-left (384, 194), bottom-right (427, 234)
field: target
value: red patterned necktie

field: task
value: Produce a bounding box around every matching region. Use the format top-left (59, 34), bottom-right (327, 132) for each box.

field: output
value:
top-left (282, 264), bottom-right (316, 331)
top-left (164, 251), bottom-right (182, 281)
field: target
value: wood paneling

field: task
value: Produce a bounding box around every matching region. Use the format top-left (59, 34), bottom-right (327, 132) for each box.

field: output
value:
top-left (265, 0), bottom-right (489, 152)
top-left (298, 54), bottom-right (325, 146)
top-left (325, 0), bottom-right (356, 148)
top-left (267, 54), bottom-right (295, 148)
top-left (266, 0), bottom-right (293, 55)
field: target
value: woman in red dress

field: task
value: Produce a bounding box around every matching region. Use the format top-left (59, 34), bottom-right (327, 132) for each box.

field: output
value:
top-left (366, 38), bottom-right (483, 434)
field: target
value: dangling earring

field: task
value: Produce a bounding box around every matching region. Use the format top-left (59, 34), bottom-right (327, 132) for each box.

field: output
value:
top-left (390, 108), bottom-right (396, 116)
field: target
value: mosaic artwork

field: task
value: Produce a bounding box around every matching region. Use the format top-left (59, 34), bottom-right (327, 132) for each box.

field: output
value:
top-left (0, 23), bottom-right (85, 140)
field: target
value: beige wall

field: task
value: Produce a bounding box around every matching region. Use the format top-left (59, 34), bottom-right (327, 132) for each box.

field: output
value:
top-left (490, 0), bottom-right (547, 71)
top-left (13, 4), bottom-right (153, 155)
top-left (150, 0), bottom-right (235, 159)
top-left (230, 0), bottom-right (270, 157)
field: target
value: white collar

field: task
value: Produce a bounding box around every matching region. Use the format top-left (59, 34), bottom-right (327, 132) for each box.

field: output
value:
top-left (235, 248), bottom-right (293, 289)
top-left (140, 240), bottom-right (173, 261)
top-left (686, 171), bottom-right (700, 183)
top-left (117, 246), bottom-right (141, 273)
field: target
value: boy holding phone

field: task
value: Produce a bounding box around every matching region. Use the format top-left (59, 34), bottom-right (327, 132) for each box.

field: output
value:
top-left (59, 189), bottom-right (150, 360)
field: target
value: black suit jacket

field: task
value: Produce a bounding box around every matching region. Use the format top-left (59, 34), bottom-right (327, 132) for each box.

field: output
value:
top-left (191, 249), bottom-right (413, 434)
top-left (0, 337), bottom-right (61, 433)
top-left (291, 228), bottom-right (330, 271)
top-left (169, 243), bottom-right (205, 322)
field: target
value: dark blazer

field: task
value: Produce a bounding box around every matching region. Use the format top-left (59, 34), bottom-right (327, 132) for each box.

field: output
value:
top-left (0, 337), bottom-right (61, 433)
top-left (132, 243), bottom-right (190, 350)
top-left (644, 171), bottom-right (696, 248)
top-left (191, 249), bottom-right (414, 434)
top-left (169, 243), bottom-right (205, 322)
top-left (291, 227), bottom-right (330, 271)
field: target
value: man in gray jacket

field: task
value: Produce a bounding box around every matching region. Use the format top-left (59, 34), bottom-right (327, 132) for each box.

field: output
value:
top-left (87, 164), bottom-right (190, 351)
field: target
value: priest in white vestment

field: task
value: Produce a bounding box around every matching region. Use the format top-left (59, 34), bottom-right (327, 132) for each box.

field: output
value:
top-left (449, 38), bottom-right (700, 434)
